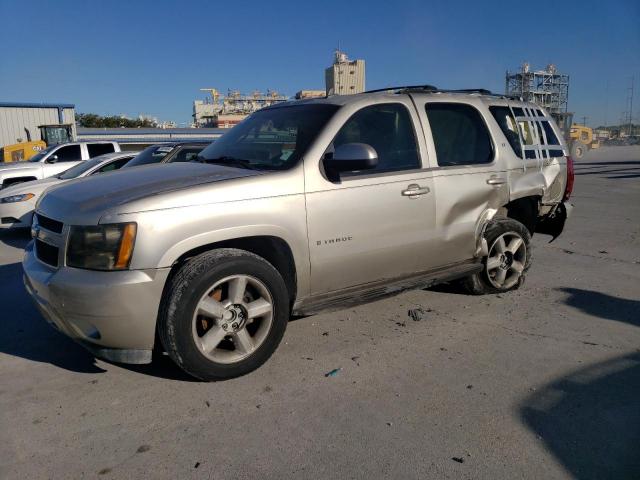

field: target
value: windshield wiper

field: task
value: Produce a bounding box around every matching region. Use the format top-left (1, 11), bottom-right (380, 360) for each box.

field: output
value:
top-left (201, 156), bottom-right (260, 171)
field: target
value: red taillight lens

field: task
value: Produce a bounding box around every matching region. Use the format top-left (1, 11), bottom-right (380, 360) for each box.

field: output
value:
top-left (563, 156), bottom-right (574, 201)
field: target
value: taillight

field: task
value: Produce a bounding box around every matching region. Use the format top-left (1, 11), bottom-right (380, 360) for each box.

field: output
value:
top-left (563, 156), bottom-right (574, 201)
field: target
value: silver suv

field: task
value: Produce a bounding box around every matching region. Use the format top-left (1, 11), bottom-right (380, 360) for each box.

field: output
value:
top-left (22, 87), bottom-right (573, 380)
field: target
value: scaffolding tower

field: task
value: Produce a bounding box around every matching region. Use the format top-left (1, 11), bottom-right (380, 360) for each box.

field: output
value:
top-left (505, 63), bottom-right (569, 115)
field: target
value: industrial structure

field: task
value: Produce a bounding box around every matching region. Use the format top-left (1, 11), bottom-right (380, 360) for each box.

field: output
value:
top-left (505, 63), bottom-right (569, 114)
top-left (0, 102), bottom-right (76, 148)
top-left (193, 89), bottom-right (288, 128)
top-left (325, 50), bottom-right (365, 95)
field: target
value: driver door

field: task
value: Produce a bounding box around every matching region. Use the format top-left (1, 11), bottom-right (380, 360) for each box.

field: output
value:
top-left (43, 144), bottom-right (84, 176)
top-left (305, 101), bottom-right (439, 295)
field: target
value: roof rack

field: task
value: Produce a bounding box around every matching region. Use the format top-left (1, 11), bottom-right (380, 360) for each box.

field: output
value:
top-left (364, 85), bottom-right (438, 94)
top-left (364, 85), bottom-right (522, 100)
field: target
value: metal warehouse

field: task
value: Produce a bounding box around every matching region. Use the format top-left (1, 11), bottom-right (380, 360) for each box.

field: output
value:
top-left (0, 102), bottom-right (76, 148)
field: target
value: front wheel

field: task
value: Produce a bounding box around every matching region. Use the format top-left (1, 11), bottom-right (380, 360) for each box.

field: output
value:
top-left (158, 248), bottom-right (289, 381)
top-left (461, 218), bottom-right (532, 295)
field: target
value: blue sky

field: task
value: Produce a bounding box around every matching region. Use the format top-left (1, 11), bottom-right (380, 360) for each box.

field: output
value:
top-left (1, 0), bottom-right (638, 126)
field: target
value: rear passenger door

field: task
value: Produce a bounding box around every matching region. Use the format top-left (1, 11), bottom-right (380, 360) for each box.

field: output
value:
top-left (305, 101), bottom-right (439, 295)
top-left (418, 101), bottom-right (509, 265)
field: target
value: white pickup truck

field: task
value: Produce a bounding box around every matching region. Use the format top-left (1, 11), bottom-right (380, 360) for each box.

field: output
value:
top-left (0, 141), bottom-right (120, 188)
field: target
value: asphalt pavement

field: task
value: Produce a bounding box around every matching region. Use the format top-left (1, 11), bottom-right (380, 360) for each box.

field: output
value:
top-left (1, 146), bottom-right (638, 479)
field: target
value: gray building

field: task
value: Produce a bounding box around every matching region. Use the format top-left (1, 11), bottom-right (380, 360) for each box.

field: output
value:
top-left (0, 102), bottom-right (76, 148)
top-left (325, 50), bottom-right (366, 95)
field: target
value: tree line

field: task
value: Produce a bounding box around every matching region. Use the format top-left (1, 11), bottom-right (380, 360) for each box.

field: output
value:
top-left (77, 113), bottom-right (156, 128)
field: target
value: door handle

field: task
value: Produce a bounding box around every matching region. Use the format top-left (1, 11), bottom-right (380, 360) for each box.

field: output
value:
top-left (401, 184), bottom-right (430, 198)
top-left (486, 176), bottom-right (507, 186)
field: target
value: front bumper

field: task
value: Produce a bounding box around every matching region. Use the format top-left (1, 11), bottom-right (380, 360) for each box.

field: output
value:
top-left (0, 201), bottom-right (35, 229)
top-left (22, 241), bottom-right (171, 364)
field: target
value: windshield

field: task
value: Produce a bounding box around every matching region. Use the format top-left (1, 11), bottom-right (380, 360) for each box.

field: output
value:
top-left (28, 145), bottom-right (57, 162)
top-left (57, 158), bottom-right (102, 179)
top-left (198, 104), bottom-right (339, 170)
top-left (123, 144), bottom-right (175, 168)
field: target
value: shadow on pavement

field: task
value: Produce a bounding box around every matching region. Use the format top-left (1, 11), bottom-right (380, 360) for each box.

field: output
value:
top-left (520, 353), bottom-right (640, 480)
top-left (0, 228), bottom-right (31, 249)
top-left (559, 287), bottom-right (640, 328)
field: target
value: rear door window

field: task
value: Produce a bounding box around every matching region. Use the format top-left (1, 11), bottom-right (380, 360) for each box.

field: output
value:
top-left (93, 156), bottom-right (133, 174)
top-left (53, 144), bottom-right (82, 162)
top-left (425, 103), bottom-right (493, 166)
top-left (87, 143), bottom-right (116, 157)
top-left (168, 147), bottom-right (205, 163)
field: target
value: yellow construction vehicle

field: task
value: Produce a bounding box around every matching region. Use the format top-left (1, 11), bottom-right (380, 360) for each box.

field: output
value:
top-left (551, 112), bottom-right (599, 159)
top-left (1, 124), bottom-right (73, 162)
top-left (569, 124), bottom-right (600, 159)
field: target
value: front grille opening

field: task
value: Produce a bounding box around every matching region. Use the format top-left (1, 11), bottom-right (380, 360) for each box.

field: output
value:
top-left (1, 217), bottom-right (19, 224)
top-left (36, 214), bottom-right (63, 234)
top-left (35, 239), bottom-right (59, 267)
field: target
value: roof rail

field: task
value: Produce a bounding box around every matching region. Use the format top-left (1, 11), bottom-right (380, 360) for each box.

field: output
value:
top-left (364, 85), bottom-right (524, 101)
top-left (364, 85), bottom-right (438, 94)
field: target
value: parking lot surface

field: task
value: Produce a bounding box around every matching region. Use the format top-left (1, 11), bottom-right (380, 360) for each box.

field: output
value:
top-left (1, 146), bottom-right (639, 479)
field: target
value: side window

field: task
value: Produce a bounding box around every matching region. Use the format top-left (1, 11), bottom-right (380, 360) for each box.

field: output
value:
top-left (54, 144), bottom-right (82, 162)
top-left (171, 147), bottom-right (204, 163)
top-left (329, 103), bottom-right (420, 174)
top-left (92, 157), bottom-right (132, 174)
top-left (489, 106), bottom-right (522, 158)
top-left (87, 143), bottom-right (116, 157)
top-left (425, 103), bottom-right (493, 166)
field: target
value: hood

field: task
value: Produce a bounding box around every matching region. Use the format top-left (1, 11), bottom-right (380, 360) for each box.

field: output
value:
top-left (0, 176), bottom-right (62, 197)
top-left (38, 162), bottom-right (261, 222)
top-left (0, 161), bottom-right (41, 173)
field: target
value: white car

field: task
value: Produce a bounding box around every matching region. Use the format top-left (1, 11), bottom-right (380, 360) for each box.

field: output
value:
top-left (0, 151), bottom-right (137, 230)
top-left (0, 141), bottom-right (120, 189)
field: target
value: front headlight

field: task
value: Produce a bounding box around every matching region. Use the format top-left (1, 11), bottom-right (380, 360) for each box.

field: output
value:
top-left (1, 193), bottom-right (35, 203)
top-left (66, 223), bottom-right (137, 271)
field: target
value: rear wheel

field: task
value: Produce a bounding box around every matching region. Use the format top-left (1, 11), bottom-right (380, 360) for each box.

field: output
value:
top-left (159, 248), bottom-right (289, 381)
top-left (570, 140), bottom-right (588, 159)
top-left (461, 218), bottom-right (532, 295)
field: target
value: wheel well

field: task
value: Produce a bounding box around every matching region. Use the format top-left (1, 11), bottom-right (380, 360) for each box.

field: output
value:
top-left (172, 236), bottom-right (297, 305)
top-left (2, 176), bottom-right (37, 187)
top-left (502, 196), bottom-right (540, 234)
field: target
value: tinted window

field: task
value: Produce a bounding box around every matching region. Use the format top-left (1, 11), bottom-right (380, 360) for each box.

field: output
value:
top-left (168, 147), bottom-right (205, 163)
top-left (93, 156), bottom-right (133, 174)
top-left (87, 143), bottom-right (115, 157)
top-left (200, 104), bottom-right (339, 171)
top-left (124, 144), bottom-right (175, 168)
top-left (54, 144), bottom-right (82, 162)
top-left (489, 106), bottom-right (522, 158)
top-left (425, 103), bottom-right (493, 166)
top-left (329, 103), bottom-right (420, 174)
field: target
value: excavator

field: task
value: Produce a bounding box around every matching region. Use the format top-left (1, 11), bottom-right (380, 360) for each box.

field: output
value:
top-left (1, 124), bottom-right (74, 162)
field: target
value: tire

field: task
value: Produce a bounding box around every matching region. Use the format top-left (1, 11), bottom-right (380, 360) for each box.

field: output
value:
top-left (158, 248), bottom-right (289, 381)
top-left (570, 140), bottom-right (588, 159)
top-left (460, 218), bottom-right (532, 295)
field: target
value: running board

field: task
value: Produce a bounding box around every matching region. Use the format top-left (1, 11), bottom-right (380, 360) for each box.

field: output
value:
top-left (293, 261), bottom-right (482, 316)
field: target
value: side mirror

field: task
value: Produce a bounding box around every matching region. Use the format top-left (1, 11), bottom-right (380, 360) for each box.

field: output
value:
top-left (324, 143), bottom-right (378, 174)
top-left (46, 155), bottom-right (59, 164)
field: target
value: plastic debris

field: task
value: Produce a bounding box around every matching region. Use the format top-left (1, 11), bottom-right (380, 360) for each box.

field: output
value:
top-left (408, 307), bottom-right (431, 322)
top-left (325, 368), bottom-right (342, 377)
top-left (452, 457), bottom-right (464, 463)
